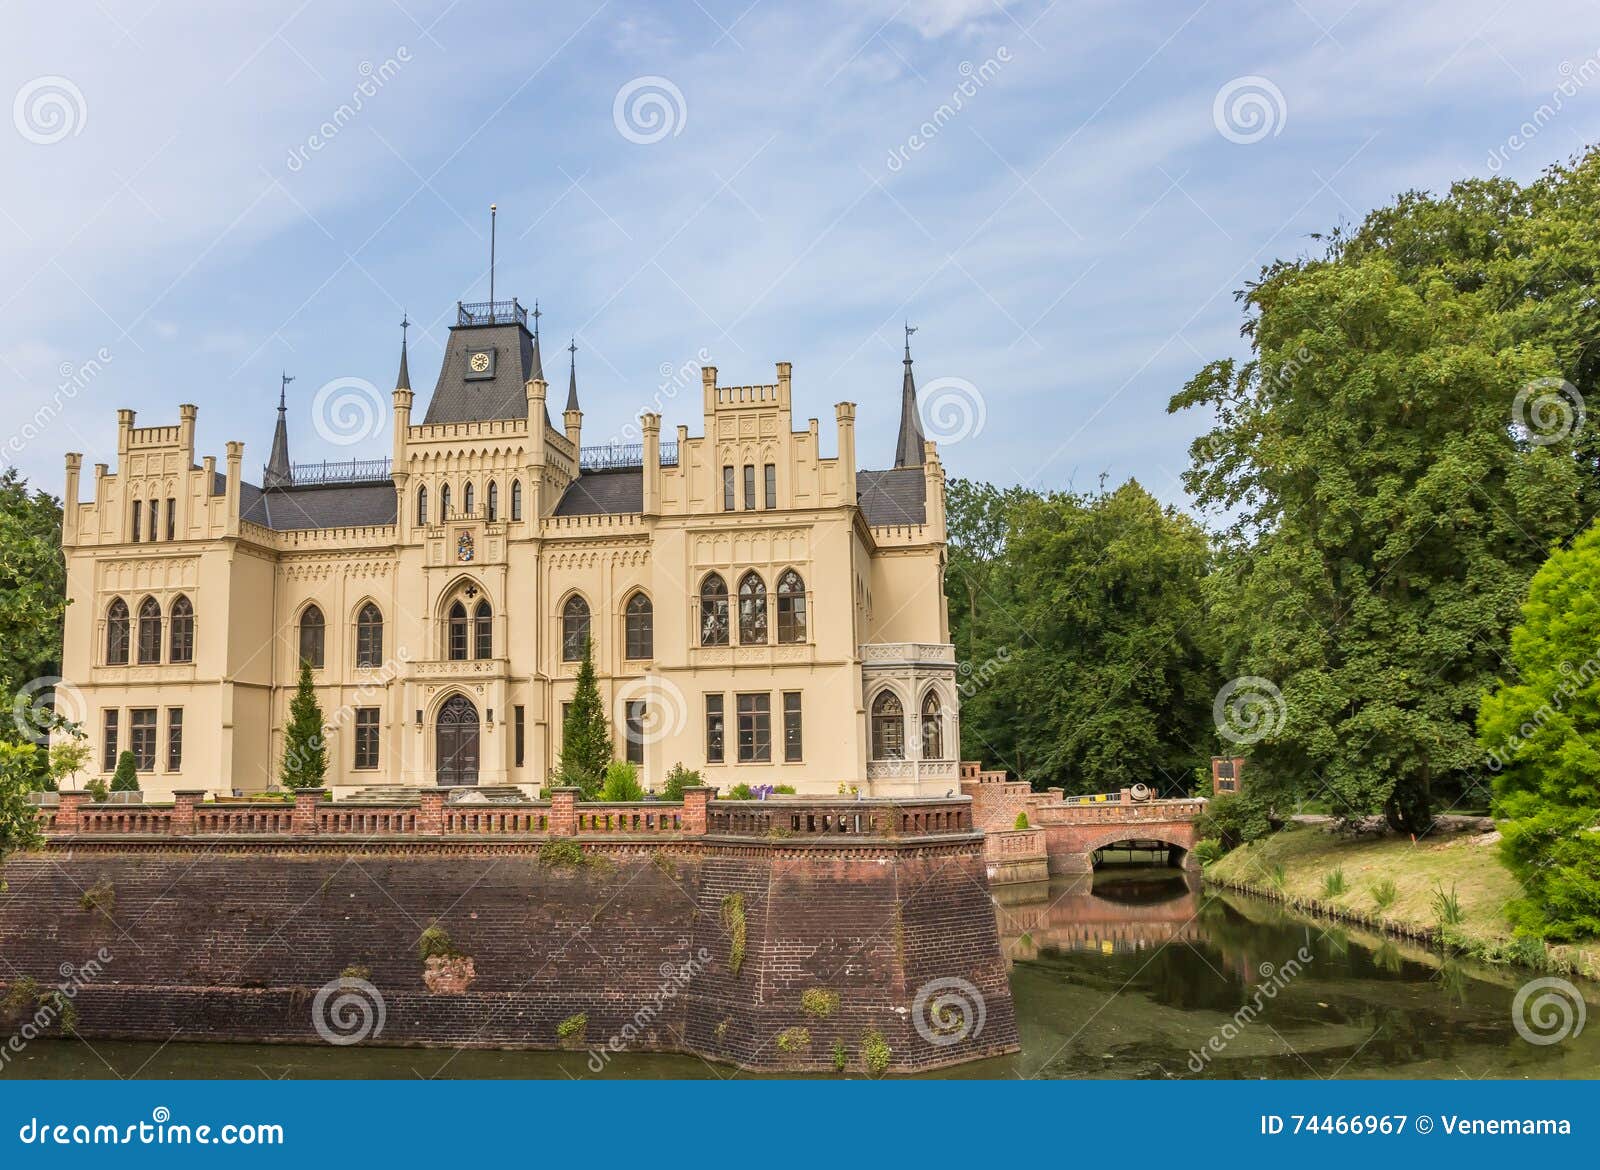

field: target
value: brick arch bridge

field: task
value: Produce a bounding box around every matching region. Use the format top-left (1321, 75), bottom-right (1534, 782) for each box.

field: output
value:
top-left (960, 765), bottom-right (1205, 880)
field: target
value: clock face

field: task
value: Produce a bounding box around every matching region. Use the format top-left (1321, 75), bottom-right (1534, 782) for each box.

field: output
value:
top-left (469, 351), bottom-right (491, 373)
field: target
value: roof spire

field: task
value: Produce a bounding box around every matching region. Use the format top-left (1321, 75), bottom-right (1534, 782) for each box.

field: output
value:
top-left (395, 312), bottom-right (411, 390)
top-left (565, 337), bottom-right (580, 412)
top-left (266, 372), bottom-right (294, 488)
top-left (894, 323), bottom-right (926, 467)
top-left (529, 300), bottom-right (545, 382)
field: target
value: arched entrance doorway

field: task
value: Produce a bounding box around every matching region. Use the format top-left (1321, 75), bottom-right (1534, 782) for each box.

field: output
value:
top-left (435, 695), bottom-right (480, 786)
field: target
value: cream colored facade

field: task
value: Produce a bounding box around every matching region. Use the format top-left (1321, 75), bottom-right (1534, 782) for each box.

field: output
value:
top-left (58, 304), bottom-right (958, 800)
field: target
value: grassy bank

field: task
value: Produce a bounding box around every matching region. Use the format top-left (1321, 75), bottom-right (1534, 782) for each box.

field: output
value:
top-left (1206, 823), bottom-right (1600, 981)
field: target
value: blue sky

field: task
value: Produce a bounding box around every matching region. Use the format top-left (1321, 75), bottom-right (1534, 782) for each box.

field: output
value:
top-left (4, 0), bottom-right (1600, 511)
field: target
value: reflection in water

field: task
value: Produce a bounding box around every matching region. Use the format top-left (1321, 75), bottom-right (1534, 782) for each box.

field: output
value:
top-left (11, 869), bottom-right (1599, 1080)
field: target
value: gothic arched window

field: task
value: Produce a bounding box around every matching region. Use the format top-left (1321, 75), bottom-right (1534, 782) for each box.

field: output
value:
top-left (738, 571), bottom-right (767, 645)
top-left (299, 605), bottom-right (325, 668)
top-left (417, 485), bottom-right (428, 526)
top-left (486, 480), bottom-right (499, 521)
top-left (511, 480), bottom-right (523, 521)
top-left (699, 573), bottom-right (729, 647)
top-left (440, 484), bottom-right (452, 520)
top-left (562, 595), bottom-right (591, 662)
top-left (463, 482), bottom-right (475, 516)
top-left (474, 600), bottom-right (493, 659)
top-left (776, 569), bottom-right (806, 644)
top-left (169, 595), bottom-right (195, 664)
top-left (920, 691), bottom-right (944, 760)
top-left (136, 597), bottom-right (162, 665)
top-left (106, 598), bottom-right (130, 665)
top-left (871, 691), bottom-right (905, 760)
top-left (624, 592), bottom-right (653, 660)
top-left (447, 601), bottom-right (468, 661)
top-left (356, 602), bottom-right (383, 668)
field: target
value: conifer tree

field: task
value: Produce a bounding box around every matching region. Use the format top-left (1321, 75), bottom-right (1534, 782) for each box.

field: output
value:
top-left (110, 749), bottom-right (140, 792)
top-left (280, 659), bottom-right (327, 790)
top-left (558, 638), bottom-right (611, 798)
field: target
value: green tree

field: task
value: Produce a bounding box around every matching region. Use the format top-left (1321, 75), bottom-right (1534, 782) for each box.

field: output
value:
top-left (599, 760), bottom-right (644, 802)
top-left (1479, 520), bottom-right (1600, 940)
top-left (0, 470), bottom-right (67, 790)
top-left (661, 762), bottom-right (701, 800)
top-left (47, 729), bottom-right (90, 793)
top-left (110, 750), bottom-right (139, 793)
top-left (557, 638), bottom-right (611, 798)
top-left (949, 480), bottom-right (1215, 793)
top-left (1171, 166), bottom-right (1588, 833)
top-left (280, 659), bottom-right (327, 790)
top-left (0, 742), bottom-right (44, 882)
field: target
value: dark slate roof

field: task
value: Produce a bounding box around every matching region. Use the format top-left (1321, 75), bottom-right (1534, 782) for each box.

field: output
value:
top-left (422, 322), bottom-right (541, 425)
top-left (214, 470), bottom-right (396, 530)
top-left (857, 468), bottom-right (926, 526)
top-left (552, 469), bottom-right (643, 516)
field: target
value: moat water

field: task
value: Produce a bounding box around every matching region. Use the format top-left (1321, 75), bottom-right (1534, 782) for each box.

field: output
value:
top-left (12, 867), bottom-right (1597, 1080)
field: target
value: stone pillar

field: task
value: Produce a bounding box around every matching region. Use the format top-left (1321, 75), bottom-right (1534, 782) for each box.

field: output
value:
top-left (419, 787), bottom-right (446, 834)
top-left (56, 790), bottom-right (85, 832)
top-left (292, 788), bottom-right (324, 834)
top-left (835, 402), bottom-right (857, 505)
top-left (172, 790), bottom-right (206, 835)
top-left (640, 412), bottom-right (661, 515)
top-left (224, 440), bottom-right (243, 536)
top-left (681, 786), bottom-right (715, 836)
top-left (549, 787), bottom-right (579, 836)
top-left (63, 453), bottom-right (82, 546)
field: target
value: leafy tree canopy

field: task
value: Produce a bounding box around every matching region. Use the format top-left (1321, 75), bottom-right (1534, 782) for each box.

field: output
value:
top-left (1479, 519), bottom-right (1600, 940)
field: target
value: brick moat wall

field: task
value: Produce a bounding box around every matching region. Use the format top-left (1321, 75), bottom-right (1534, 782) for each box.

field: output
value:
top-left (0, 840), bottom-right (1017, 1073)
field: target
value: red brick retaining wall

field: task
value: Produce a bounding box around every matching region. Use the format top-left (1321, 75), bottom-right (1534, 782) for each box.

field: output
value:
top-left (0, 798), bottom-right (1017, 1074)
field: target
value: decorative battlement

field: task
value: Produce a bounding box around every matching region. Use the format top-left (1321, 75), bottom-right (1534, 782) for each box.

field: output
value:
top-left (456, 299), bottom-right (528, 327)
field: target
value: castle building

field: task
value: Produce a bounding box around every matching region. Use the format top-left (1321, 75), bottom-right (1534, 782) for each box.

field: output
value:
top-left (58, 299), bottom-right (959, 799)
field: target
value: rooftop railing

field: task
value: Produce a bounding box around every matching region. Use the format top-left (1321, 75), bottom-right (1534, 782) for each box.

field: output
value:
top-left (579, 441), bottom-right (680, 471)
top-left (269, 457), bottom-right (394, 487)
top-left (456, 299), bottom-right (528, 327)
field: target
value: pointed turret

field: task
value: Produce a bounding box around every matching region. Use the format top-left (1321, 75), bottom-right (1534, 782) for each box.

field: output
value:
top-left (530, 300), bottom-right (545, 383)
top-left (264, 372), bottom-right (294, 489)
top-left (565, 336), bottom-right (581, 412)
top-left (396, 313), bottom-right (411, 390)
top-left (894, 323), bottom-right (926, 467)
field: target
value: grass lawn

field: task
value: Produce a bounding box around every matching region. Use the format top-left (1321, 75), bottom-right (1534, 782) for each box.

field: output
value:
top-left (1207, 822), bottom-right (1600, 981)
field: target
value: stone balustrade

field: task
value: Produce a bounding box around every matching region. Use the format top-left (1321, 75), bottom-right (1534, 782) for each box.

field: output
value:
top-left (42, 787), bottom-right (975, 844)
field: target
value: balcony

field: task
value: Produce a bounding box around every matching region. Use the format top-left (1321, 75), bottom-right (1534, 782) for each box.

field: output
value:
top-left (860, 642), bottom-right (957, 667)
top-left (269, 457), bottom-right (393, 487)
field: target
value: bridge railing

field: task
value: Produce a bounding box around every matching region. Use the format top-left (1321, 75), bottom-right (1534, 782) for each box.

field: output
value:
top-left (42, 788), bottom-right (976, 844)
